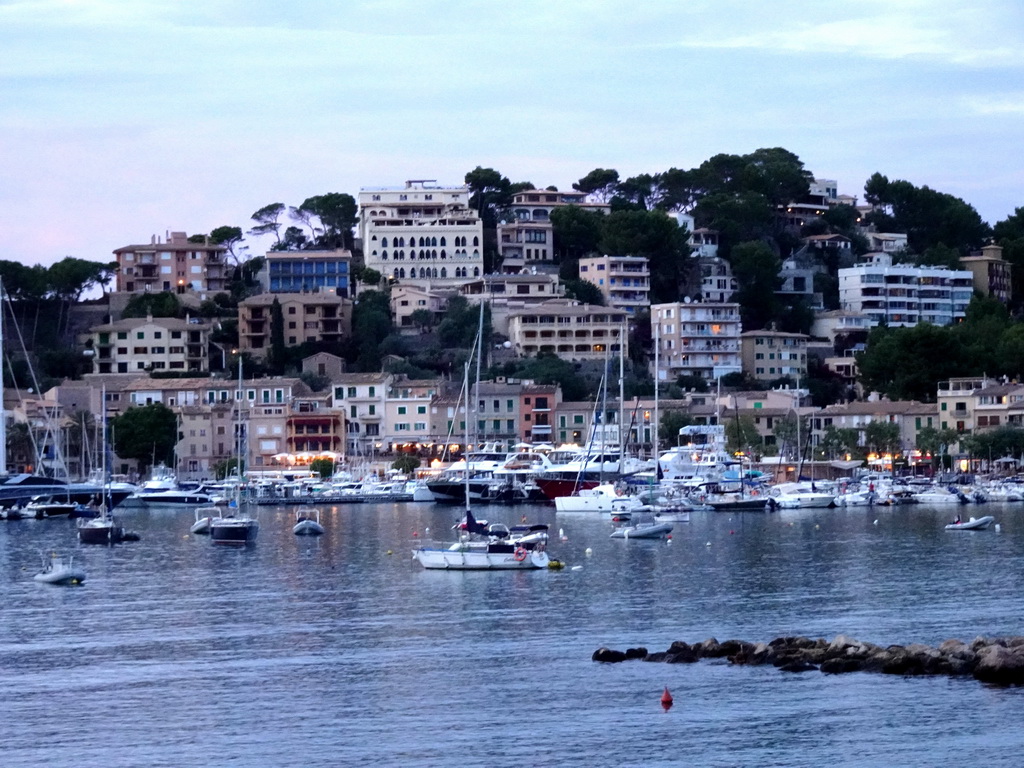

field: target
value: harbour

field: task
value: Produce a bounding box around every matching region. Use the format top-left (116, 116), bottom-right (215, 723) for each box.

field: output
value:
top-left (3, 500), bottom-right (1024, 766)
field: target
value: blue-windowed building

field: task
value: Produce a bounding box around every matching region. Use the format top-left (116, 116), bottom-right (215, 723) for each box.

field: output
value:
top-left (263, 249), bottom-right (352, 296)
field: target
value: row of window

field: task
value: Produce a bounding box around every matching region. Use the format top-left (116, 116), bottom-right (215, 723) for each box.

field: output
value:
top-left (370, 235), bottom-right (479, 248)
top-left (390, 267), bottom-right (480, 279)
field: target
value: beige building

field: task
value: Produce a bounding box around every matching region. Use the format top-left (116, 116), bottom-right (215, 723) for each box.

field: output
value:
top-left (578, 255), bottom-right (650, 315)
top-left (89, 315), bottom-right (212, 375)
top-left (497, 189), bottom-right (610, 272)
top-left (652, 301), bottom-right (742, 382)
top-left (238, 293), bottom-right (353, 359)
top-left (960, 243), bottom-right (1012, 304)
top-left (740, 329), bottom-right (809, 382)
top-left (332, 373), bottom-right (390, 458)
top-left (359, 180), bottom-right (483, 285)
top-left (460, 273), bottom-right (566, 335)
top-left (113, 231), bottom-right (229, 297)
top-left (507, 301), bottom-right (628, 361)
top-left (384, 376), bottom-right (442, 453)
top-left (391, 284), bottom-right (454, 333)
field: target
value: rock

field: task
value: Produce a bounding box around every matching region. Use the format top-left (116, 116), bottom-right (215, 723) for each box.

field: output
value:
top-left (592, 647), bottom-right (627, 663)
top-left (624, 647), bottom-right (648, 660)
top-left (974, 644), bottom-right (1024, 685)
top-left (779, 660), bottom-right (818, 673)
top-left (666, 649), bottom-right (699, 664)
top-left (820, 657), bottom-right (863, 674)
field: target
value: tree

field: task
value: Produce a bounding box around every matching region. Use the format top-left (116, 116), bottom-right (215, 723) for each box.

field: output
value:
top-left (209, 226), bottom-right (245, 263)
top-left (820, 426), bottom-right (860, 460)
top-left (729, 240), bottom-right (783, 330)
top-left (350, 290), bottom-right (393, 371)
top-left (465, 166), bottom-right (517, 228)
top-left (310, 457), bottom-right (335, 479)
top-left (409, 308), bottom-right (435, 333)
top-left (562, 279), bottom-right (605, 306)
top-left (598, 209), bottom-right (691, 303)
top-left (856, 323), bottom-right (968, 402)
top-left (248, 203), bottom-right (287, 245)
top-left (572, 168), bottom-right (620, 202)
top-left (268, 298), bottom-right (286, 375)
top-left (549, 205), bottom-right (604, 262)
top-left (297, 193), bottom-right (358, 249)
top-left (122, 292), bottom-right (182, 319)
top-left (658, 411), bottom-right (692, 446)
top-left (392, 454), bottom-right (421, 475)
top-left (864, 421), bottom-right (902, 455)
top-left (109, 404), bottom-right (178, 475)
top-left (916, 425), bottom-right (960, 472)
top-left (724, 412), bottom-right (761, 456)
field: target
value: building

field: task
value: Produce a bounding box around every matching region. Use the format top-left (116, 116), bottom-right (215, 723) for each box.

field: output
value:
top-left (838, 253), bottom-right (973, 327)
top-left (740, 329), bottom-right (809, 382)
top-left (459, 273), bottom-right (565, 334)
top-left (113, 231), bottom-right (228, 297)
top-left (391, 284), bottom-right (454, 333)
top-left (811, 310), bottom-right (871, 347)
top-left (578, 255), bottom-right (650, 315)
top-left (89, 315), bottom-right (212, 375)
top-left (261, 249), bottom-right (352, 296)
top-left (507, 301), bottom-right (628, 361)
top-left (238, 292), bottom-right (353, 359)
top-left (960, 243), bottom-right (1012, 304)
top-left (809, 399), bottom-right (938, 460)
top-left (935, 376), bottom-right (999, 436)
top-left (652, 301), bottom-right (742, 382)
top-left (698, 256), bottom-right (737, 302)
top-left (384, 376), bottom-right (442, 454)
top-left (781, 178), bottom-right (841, 229)
top-left (496, 189), bottom-right (610, 272)
top-left (863, 232), bottom-right (909, 254)
top-left (332, 373), bottom-right (390, 458)
top-left (302, 352), bottom-right (346, 380)
top-left (359, 180), bottom-right (483, 285)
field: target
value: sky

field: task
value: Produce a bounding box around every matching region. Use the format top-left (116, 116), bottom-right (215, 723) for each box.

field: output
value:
top-left (3, 0), bottom-right (1024, 267)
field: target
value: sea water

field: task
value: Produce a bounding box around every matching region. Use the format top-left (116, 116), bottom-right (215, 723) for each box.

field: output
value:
top-left (1, 501), bottom-right (1023, 767)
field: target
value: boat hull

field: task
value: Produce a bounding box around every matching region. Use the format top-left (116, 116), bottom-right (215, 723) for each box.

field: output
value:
top-left (945, 516), bottom-right (995, 531)
top-left (210, 518), bottom-right (259, 545)
top-left (413, 547), bottom-right (549, 570)
top-left (77, 520), bottom-right (128, 544)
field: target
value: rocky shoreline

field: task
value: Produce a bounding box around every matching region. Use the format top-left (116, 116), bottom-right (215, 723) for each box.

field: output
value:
top-left (593, 635), bottom-right (1024, 685)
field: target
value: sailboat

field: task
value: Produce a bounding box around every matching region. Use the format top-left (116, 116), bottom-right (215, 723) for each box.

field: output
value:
top-left (414, 348), bottom-right (550, 570)
top-left (210, 358), bottom-right (259, 546)
top-left (78, 386), bottom-right (139, 544)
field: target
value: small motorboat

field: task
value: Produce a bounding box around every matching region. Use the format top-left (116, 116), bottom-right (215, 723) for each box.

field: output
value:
top-left (189, 506), bottom-right (222, 535)
top-left (610, 513), bottom-right (673, 539)
top-left (293, 508), bottom-right (325, 536)
top-left (945, 515), bottom-right (995, 531)
top-left (33, 553), bottom-right (86, 585)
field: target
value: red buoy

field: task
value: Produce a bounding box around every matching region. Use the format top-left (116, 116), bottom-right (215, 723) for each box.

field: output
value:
top-left (661, 686), bottom-right (673, 711)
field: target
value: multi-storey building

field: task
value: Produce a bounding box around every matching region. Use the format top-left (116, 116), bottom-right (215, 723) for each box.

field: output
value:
top-left (285, 390), bottom-right (343, 458)
top-left (238, 292), bottom-right (352, 358)
top-left (652, 301), bottom-right (742, 382)
top-left (496, 189), bottom-right (610, 272)
top-left (578, 255), bottom-right (650, 315)
top-left (781, 178), bottom-right (840, 229)
top-left (838, 253), bottom-right (973, 327)
top-left (89, 315), bottom-right (211, 375)
top-left (507, 301), bottom-right (628, 361)
top-left (332, 373), bottom-right (390, 458)
top-left (960, 243), bottom-right (1012, 304)
top-left (359, 180), bottom-right (483, 285)
top-left (113, 231), bottom-right (228, 297)
top-left (460, 273), bottom-right (566, 334)
top-left (391, 284), bottom-right (454, 333)
top-left (261, 248), bottom-right (352, 296)
top-left (699, 256), bottom-right (736, 302)
top-left (520, 383), bottom-right (558, 444)
top-left (740, 329), bottom-right (809, 382)
top-left (384, 376), bottom-right (441, 454)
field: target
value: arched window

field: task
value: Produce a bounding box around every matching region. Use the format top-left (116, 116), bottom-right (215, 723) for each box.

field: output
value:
top-left (381, 237), bottom-right (388, 247)
top-left (440, 250), bottom-right (446, 259)
top-left (399, 268), bottom-right (406, 278)
top-left (431, 237), bottom-right (437, 247)
top-left (432, 268), bottom-right (437, 278)
top-left (398, 237), bottom-right (405, 247)
top-left (432, 249), bottom-right (437, 258)
top-left (371, 235), bottom-right (378, 242)
top-left (440, 267), bottom-right (447, 278)
top-left (381, 250), bottom-right (387, 260)
top-left (473, 267), bottom-right (480, 277)
top-left (473, 236), bottom-right (479, 247)
top-left (440, 236), bottom-right (446, 247)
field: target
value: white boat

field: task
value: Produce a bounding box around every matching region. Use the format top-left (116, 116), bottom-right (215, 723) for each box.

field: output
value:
top-left (610, 513), bottom-right (673, 539)
top-left (33, 553), bottom-right (85, 585)
top-left (556, 483), bottom-right (642, 514)
top-left (768, 482), bottom-right (837, 509)
top-left (945, 515), bottom-right (995, 531)
top-left (189, 506), bottom-right (223, 535)
top-left (413, 509), bottom-right (550, 570)
top-left (293, 508), bottom-right (325, 536)
top-left (913, 488), bottom-right (970, 505)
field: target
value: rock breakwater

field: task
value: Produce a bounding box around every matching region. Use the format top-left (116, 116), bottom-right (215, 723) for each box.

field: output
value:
top-left (592, 635), bottom-right (1024, 685)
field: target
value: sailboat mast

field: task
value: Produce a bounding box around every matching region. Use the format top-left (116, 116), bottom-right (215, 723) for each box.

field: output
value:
top-left (0, 279), bottom-right (5, 476)
top-left (463, 361), bottom-right (471, 513)
top-left (618, 320), bottom-right (625, 472)
top-left (653, 313), bottom-right (659, 464)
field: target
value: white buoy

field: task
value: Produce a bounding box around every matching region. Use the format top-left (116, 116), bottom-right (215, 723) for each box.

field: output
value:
top-left (873, 519), bottom-right (878, 526)
top-left (425, 527), bottom-right (430, 535)
top-left (585, 547), bottom-right (593, 556)
top-left (706, 541), bottom-right (711, 547)
top-left (996, 523), bottom-right (1002, 532)
top-left (571, 565), bottom-right (583, 571)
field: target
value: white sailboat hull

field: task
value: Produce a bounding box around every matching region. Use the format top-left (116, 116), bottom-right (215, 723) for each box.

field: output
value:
top-left (413, 547), bottom-right (549, 570)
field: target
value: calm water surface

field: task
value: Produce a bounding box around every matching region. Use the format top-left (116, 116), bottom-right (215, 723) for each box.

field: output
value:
top-left (2, 501), bottom-right (1024, 767)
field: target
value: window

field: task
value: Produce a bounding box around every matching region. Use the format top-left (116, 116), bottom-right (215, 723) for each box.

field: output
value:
top-left (414, 422), bottom-right (426, 431)
top-left (347, 386), bottom-right (356, 397)
top-left (350, 405), bottom-right (357, 418)
top-left (368, 405), bottom-right (375, 415)
top-left (368, 386), bottom-right (375, 397)
top-left (417, 406), bottom-right (426, 414)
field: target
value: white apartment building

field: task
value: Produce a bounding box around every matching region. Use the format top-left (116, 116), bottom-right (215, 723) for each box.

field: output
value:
top-left (507, 300), bottom-right (628, 361)
top-left (578, 255), bottom-right (650, 315)
top-left (89, 315), bottom-right (211, 375)
top-left (838, 253), bottom-right (973, 327)
top-left (359, 180), bottom-right (483, 285)
top-left (652, 301), bottom-right (742, 382)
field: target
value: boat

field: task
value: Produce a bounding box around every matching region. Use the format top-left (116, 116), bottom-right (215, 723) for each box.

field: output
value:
top-left (209, 358), bottom-right (258, 546)
top-left (33, 552), bottom-right (85, 585)
top-left (77, 513), bottom-right (134, 544)
top-left (945, 515), bottom-right (995, 531)
top-left (767, 482), bottom-right (837, 509)
top-left (22, 496), bottom-right (79, 519)
top-left (610, 512), bottom-right (673, 539)
top-left (189, 506), bottom-right (222, 535)
top-left (413, 509), bottom-right (550, 570)
top-left (209, 504), bottom-right (260, 545)
top-left (293, 508), bottom-right (325, 536)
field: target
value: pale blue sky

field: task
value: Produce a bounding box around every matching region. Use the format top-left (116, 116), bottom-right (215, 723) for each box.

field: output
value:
top-left (3, 0), bottom-right (1023, 265)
